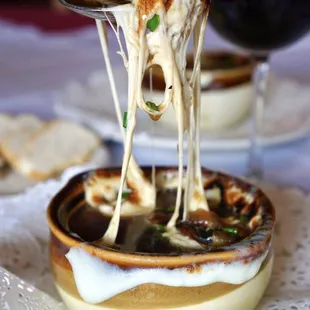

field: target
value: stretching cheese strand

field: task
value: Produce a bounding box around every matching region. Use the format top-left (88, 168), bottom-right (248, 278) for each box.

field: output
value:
top-left (191, 10), bottom-right (210, 213)
top-left (96, 19), bottom-right (155, 245)
top-left (95, 0), bottom-right (210, 245)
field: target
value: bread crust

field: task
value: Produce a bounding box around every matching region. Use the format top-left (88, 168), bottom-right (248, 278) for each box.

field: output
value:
top-left (0, 114), bottom-right (44, 166)
top-left (0, 115), bottom-right (101, 181)
top-left (16, 120), bottom-right (101, 181)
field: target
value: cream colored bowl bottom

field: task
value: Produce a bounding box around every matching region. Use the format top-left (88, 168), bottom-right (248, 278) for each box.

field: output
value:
top-left (143, 82), bottom-right (252, 131)
top-left (56, 253), bottom-right (273, 310)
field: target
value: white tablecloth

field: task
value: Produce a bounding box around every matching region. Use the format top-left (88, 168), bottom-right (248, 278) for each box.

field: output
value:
top-left (1, 20), bottom-right (310, 190)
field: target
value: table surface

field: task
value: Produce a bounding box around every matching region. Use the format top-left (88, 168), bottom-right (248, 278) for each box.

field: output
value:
top-left (0, 19), bottom-right (310, 190)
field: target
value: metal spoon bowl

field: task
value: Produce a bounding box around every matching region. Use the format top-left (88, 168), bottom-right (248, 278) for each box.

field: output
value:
top-left (58, 0), bottom-right (130, 21)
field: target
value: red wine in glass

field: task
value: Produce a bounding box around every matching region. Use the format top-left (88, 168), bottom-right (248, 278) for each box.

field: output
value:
top-left (209, 0), bottom-right (310, 178)
top-left (209, 0), bottom-right (310, 53)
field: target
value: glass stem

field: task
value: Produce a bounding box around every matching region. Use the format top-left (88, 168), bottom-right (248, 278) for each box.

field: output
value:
top-left (247, 56), bottom-right (270, 179)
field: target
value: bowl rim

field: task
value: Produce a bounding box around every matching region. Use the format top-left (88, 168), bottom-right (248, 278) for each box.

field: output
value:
top-left (143, 50), bottom-right (255, 93)
top-left (47, 167), bottom-right (275, 268)
top-left (187, 49), bottom-right (256, 73)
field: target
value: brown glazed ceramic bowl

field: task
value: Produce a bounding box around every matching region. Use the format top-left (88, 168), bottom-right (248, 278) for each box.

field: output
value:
top-left (143, 50), bottom-right (255, 131)
top-left (47, 167), bottom-right (275, 310)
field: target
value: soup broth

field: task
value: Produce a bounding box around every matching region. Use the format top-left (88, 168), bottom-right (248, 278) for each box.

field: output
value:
top-left (68, 175), bottom-right (255, 254)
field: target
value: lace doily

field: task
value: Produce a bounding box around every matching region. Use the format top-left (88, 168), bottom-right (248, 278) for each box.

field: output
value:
top-left (0, 167), bottom-right (310, 309)
top-left (0, 268), bottom-right (65, 310)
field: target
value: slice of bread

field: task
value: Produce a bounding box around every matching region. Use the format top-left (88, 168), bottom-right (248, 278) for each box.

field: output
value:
top-left (0, 114), bottom-right (15, 167)
top-left (0, 155), bottom-right (5, 167)
top-left (1, 114), bottom-right (44, 164)
top-left (16, 120), bottom-right (100, 180)
top-left (0, 114), bottom-right (14, 140)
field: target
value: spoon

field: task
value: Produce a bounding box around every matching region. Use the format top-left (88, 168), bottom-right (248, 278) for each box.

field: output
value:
top-left (58, 0), bottom-right (130, 21)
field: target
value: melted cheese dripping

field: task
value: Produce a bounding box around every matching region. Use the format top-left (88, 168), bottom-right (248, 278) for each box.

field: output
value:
top-left (96, 0), bottom-right (210, 246)
top-left (168, 2), bottom-right (210, 227)
top-left (188, 11), bottom-right (210, 214)
top-left (96, 18), bottom-right (155, 245)
top-left (149, 67), bottom-right (156, 190)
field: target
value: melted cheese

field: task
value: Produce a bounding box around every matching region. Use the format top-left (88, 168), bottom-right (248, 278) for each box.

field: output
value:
top-left (91, 0), bottom-right (211, 246)
top-left (66, 246), bottom-right (269, 304)
top-left (85, 173), bottom-right (153, 216)
top-left (163, 227), bottom-right (204, 250)
top-left (95, 19), bottom-right (155, 243)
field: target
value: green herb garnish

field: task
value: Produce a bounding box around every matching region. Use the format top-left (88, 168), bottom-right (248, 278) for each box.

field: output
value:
top-left (155, 224), bottom-right (166, 232)
top-left (123, 111), bottom-right (128, 129)
top-left (222, 55), bottom-right (235, 69)
top-left (157, 206), bottom-right (175, 214)
top-left (121, 190), bottom-right (131, 199)
top-left (239, 214), bottom-right (248, 223)
top-left (147, 14), bottom-right (160, 32)
top-left (146, 101), bottom-right (159, 111)
top-left (223, 227), bottom-right (239, 235)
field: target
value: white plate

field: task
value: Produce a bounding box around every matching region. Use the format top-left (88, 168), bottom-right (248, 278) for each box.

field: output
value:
top-left (54, 67), bottom-right (310, 151)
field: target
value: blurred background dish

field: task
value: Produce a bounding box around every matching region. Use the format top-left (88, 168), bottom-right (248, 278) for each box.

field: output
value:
top-left (0, 113), bottom-right (110, 194)
top-left (143, 51), bottom-right (255, 131)
top-left (54, 66), bottom-right (310, 153)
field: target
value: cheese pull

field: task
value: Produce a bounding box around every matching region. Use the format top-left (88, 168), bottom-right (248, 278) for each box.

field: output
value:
top-left (85, 164), bottom-right (155, 218)
top-left (94, 0), bottom-right (210, 246)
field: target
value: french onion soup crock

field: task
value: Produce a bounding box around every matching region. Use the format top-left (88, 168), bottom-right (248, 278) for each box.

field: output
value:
top-left (48, 167), bottom-right (274, 310)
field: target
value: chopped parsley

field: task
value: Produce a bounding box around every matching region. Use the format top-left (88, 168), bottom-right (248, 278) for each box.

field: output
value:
top-left (121, 190), bottom-right (131, 199)
top-left (123, 112), bottom-right (128, 129)
top-left (223, 227), bottom-right (238, 235)
top-left (155, 224), bottom-right (166, 232)
top-left (147, 14), bottom-right (160, 32)
top-left (146, 101), bottom-right (159, 111)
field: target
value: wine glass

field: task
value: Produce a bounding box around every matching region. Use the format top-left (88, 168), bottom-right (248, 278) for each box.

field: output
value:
top-left (209, 0), bottom-right (310, 179)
